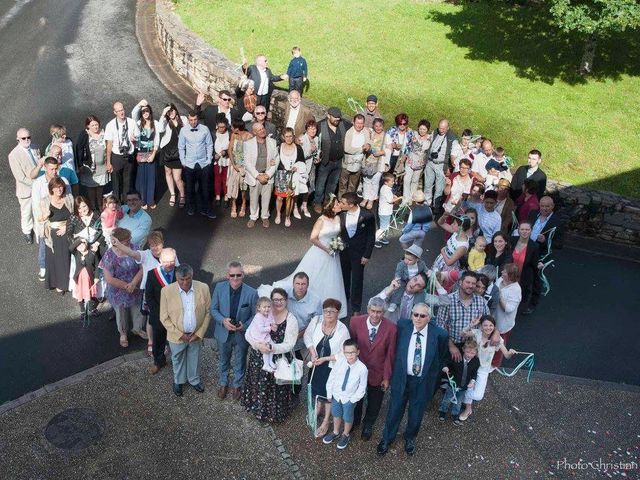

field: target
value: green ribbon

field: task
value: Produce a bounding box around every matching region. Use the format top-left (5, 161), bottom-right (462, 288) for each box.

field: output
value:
top-left (346, 97), bottom-right (364, 114)
top-left (539, 260), bottom-right (555, 296)
top-left (446, 373), bottom-right (460, 404)
top-left (495, 351), bottom-right (535, 383)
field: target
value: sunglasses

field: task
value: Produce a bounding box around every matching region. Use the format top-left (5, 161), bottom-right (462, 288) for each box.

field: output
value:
top-left (412, 313), bottom-right (428, 318)
top-left (228, 273), bottom-right (243, 278)
top-left (20, 136), bottom-right (31, 140)
top-left (220, 97), bottom-right (231, 102)
top-left (255, 112), bottom-right (266, 116)
top-left (399, 122), bottom-right (408, 126)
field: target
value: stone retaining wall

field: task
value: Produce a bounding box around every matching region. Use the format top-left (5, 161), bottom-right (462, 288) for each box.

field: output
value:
top-left (154, 0), bottom-right (640, 246)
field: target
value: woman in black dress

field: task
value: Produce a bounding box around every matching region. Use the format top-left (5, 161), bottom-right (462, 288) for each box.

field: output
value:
top-left (485, 232), bottom-right (513, 276)
top-left (40, 177), bottom-right (74, 293)
top-left (158, 103), bottom-right (187, 208)
top-left (242, 288), bottom-right (299, 423)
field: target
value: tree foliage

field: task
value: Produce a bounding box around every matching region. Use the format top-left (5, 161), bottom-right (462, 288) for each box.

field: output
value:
top-left (549, 0), bottom-right (640, 37)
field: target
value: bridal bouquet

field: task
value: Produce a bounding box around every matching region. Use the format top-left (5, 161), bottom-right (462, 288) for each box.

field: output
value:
top-left (328, 236), bottom-right (345, 256)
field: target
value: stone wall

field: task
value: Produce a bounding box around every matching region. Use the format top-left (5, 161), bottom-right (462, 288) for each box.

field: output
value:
top-left (154, 0), bottom-right (640, 246)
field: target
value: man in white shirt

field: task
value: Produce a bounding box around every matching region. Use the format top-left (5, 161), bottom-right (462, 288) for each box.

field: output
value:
top-left (471, 138), bottom-right (496, 184)
top-left (105, 101), bottom-right (137, 201)
top-left (242, 55), bottom-right (288, 113)
top-left (160, 264), bottom-right (211, 397)
top-left (339, 114), bottom-right (371, 198)
top-left (466, 189), bottom-right (502, 242)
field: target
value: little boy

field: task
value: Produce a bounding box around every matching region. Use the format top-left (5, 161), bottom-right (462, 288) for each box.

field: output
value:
top-left (244, 297), bottom-right (276, 372)
top-left (323, 339), bottom-right (368, 450)
top-left (388, 245), bottom-right (427, 312)
top-left (375, 172), bottom-right (400, 248)
top-left (467, 235), bottom-right (487, 272)
top-left (287, 46), bottom-right (308, 94)
top-left (439, 339), bottom-right (480, 425)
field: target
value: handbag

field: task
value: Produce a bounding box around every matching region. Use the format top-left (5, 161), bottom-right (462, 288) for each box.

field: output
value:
top-left (273, 352), bottom-right (304, 385)
top-left (136, 151), bottom-right (152, 163)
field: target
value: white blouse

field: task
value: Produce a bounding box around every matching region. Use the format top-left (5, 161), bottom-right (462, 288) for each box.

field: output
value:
top-left (303, 315), bottom-right (351, 368)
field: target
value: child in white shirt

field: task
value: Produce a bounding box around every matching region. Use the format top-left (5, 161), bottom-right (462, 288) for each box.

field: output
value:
top-left (375, 172), bottom-right (400, 247)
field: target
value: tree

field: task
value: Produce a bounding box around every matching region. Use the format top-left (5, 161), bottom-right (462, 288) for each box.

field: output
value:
top-left (549, 0), bottom-right (640, 75)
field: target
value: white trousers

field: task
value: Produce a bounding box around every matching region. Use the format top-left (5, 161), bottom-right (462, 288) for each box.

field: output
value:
top-left (18, 196), bottom-right (34, 234)
top-left (464, 366), bottom-right (490, 404)
top-left (249, 182), bottom-right (273, 220)
top-left (403, 168), bottom-right (423, 204)
top-left (362, 172), bottom-right (381, 201)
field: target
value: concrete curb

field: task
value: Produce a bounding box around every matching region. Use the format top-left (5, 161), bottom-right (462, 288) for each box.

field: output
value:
top-left (135, 0), bottom-right (196, 108)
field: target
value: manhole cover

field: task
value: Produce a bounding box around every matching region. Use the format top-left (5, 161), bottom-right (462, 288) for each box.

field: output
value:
top-left (44, 408), bottom-right (105, 450)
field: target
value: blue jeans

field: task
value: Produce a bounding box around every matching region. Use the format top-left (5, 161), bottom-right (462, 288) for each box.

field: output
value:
top-left (38, 237), bottom-right (46, 269)
top-left (331, 399), bottom-right (355, 423)
top-left (439, 384), bottom-right (465, 417)
top-left (313, 162), bottom-right (341, 206)
top-left (216, 331), bottom-right (249, 388)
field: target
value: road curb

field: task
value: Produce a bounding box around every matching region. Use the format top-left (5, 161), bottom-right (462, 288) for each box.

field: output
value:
top-left (135, 0), bottom-right (196, 108)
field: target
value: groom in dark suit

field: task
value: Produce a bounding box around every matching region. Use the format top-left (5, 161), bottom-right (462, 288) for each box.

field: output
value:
top-left (339, 192), bottom-right (376, 316)
top-left (377, 303), bottom-right (448, 456)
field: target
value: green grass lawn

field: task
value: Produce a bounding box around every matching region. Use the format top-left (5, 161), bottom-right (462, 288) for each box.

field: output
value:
top-left (174, 0), bottom-right (640, 198)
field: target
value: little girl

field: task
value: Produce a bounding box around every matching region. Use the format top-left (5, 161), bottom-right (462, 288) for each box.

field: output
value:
top-left (245, 297), bottom-right (277, 372)
top-left (101, 195), bottom-right (123, 245)
top-left (70, 238), bottom-right (99, 324)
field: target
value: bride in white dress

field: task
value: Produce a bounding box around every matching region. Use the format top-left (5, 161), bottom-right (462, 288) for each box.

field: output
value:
top-left (259, 197), bottom-right (348, 318)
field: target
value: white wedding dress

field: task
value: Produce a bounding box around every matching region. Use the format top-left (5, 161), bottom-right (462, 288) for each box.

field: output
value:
top-left (258, 216), bottom-right (348, 318)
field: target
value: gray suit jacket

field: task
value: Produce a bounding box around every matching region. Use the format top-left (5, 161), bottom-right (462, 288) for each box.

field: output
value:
top-left (210, 281), bottom-right (258, 343)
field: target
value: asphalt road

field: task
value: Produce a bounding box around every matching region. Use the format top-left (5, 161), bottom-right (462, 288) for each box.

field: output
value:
top-left (1, 0), bottom-right (639, 404)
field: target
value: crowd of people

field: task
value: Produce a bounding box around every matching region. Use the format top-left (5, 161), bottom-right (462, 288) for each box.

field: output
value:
top-left (7, 52), bottom-right (566, 455)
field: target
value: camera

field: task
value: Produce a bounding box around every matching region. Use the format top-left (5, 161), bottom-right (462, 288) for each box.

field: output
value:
top-left (430, 151), bottom-right (439, 160)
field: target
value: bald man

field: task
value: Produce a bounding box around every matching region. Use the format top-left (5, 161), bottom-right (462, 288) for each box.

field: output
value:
top-left (527, 196), bottom-right (564, 252)
top-left (8, 128), bottom-right (41, 243)
top-left (104, 101), bottom-right (137, 201)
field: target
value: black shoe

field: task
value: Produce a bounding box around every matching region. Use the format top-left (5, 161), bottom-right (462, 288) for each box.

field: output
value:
top-left (521, 306), bottom-right (536, 315)
top-left (453, 416), bottom-right (463, 426)
top-left (187, 208), bottom-right (195, 216)
top-left (206, 211), bottom-right (217, 219)
top-left (376, 440), bottom-right (390, 456)
top-left (404, 438), bottom-right (416, 455)
top-left (24, 233), bottom-right (33, 244)
top-left (361, 426), bottom-right (372, 441)
top-left (191, 382), bottom-right (205, 393)
top-left (438, 411), bottom-right (446, 422)
top-left (173, 383), bottom-right (183, 396)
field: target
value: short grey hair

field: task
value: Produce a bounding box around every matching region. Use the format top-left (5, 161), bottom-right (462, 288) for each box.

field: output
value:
top-left (477, 265), bottom-right (497, 282)
top-left (226, 260), bottom-right (243, 272)
top-left (175, 264), bottom-right (193, 278)
top-left (367, 297), bottom-right (386, 310)
top-left (411, 302), bottom-right (431, 316)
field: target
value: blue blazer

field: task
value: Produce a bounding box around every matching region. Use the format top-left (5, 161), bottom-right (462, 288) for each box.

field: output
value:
top-left (210, 281), bottom-right (258, 343)
top-left (389, 319), bottom-right (448, 405)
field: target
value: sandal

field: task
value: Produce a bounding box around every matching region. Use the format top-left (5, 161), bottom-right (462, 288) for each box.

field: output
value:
top-left (119, 334), bottom-right (129, 348)
top-left (169, 194), bottom-right (176, 207)
top-left (147, 342), bottom-right (153, 357)
top-left (178, 196), bottom-right (186, 208)
top-left (231, 210), bottom-right (238, 218)
top-left (239, 206), bottom-right (246, 217)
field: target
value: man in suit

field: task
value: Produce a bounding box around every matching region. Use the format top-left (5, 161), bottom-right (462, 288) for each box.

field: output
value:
top-left (8, 128), bottom-right (40, 244)
top-left (373, 273), bottom-right (428, 324)
top-left (281, 90), bottom-right (314, 138)
top-left (145, 248), bottom-right (177, 375)
top-left (349, 297), bottom-right (397, 441)
top-left (510, 149), bottom-right (547, 201)
top-left (160, 264), bottom-right (211, 397)
top-left (244, 123), bottom-right (279, 228)
top-left (339, 192), bottom-right (376, 316)
top-left (242, 55), bottom-right (288, 112)
top-left (377, 303), bottom-right (448, 456)
top-left (194, 90), bottom-right (239, 133)
top-left (211, 261), bottom-right (258, 400)
top-left (527, 196), bottom-right (564, 252)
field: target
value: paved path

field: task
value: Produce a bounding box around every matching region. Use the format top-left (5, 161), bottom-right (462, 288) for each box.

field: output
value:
top-left (1, 0), bottom-right (639, 406)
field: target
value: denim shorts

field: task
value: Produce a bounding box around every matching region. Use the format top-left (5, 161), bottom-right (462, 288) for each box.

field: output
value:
top-left (331, 399), bottom-right (355, 423)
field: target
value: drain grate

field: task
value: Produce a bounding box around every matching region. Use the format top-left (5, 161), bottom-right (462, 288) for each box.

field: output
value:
top-left (44, 408), bottom-right (105, 450)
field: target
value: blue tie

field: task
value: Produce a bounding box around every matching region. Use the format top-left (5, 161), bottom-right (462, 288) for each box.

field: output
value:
top-left (341, 366), bottom-right (351, 391)
top-left (412, 332), bottom-right (422, 376)
top-left (369, 327), bottom-right (376, 343)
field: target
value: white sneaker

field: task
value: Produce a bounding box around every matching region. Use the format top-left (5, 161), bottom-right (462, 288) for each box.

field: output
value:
top-left (388, 304), bottom-right (398, 313)
top-left (293, 208), bottom-right (301, 219)
top-left (38, 268), bottom-right (46, 281)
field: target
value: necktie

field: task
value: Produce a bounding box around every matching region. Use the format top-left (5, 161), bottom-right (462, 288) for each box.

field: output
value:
top-left (26, 149), bottom-right (37, 166)
top-left (191, 128), bottom-right (198, 132)
top-left (120, 120), bottom-right (130, 153)
top-left (341, 366), bottom-right (351, 391)
top-left (369, 327), bottom-right (377, 343)
top-left (461, 359), bottom-right (469, 387)
top-left (412, 332), bottom-right (422, 376)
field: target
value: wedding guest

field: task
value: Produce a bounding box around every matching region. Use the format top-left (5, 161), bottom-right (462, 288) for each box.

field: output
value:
top-left (373, 273), bottom-right (428, 324)
top-left (227, 119), bottom-right (253, 218)
top-left (510, 149), bottom-right (547, 200)
top-left (212, 115), bottom-right (231, 208)
top-left (247, 105), bottom-right (277, 139)
top-left (8, 127), bottom-right (41, 244)
top-left (211, 261), bottom-right (258, 400)
top-left (510, 222), bottom-right (540, 315)
top-left (99, 227), bottom-right (146, 348)
top-left (69, 237), bottom-right (99, 322)
top-left (244, 123), bottom-right (279, 228)
top-left (485, 232), bottom-right (513, 275)
top-left (286, 46), bottom-right (308, 94)
top-left (117, 191), bottom-right (152, 248)
top-left (68, 196), bottom-right (104, 257)
top-left (339, 114), bottom-right (371, 199)
top-left (349, 298), bottom-right (397, 441)
top-left (491, 263), bottom-right (522, 367)
top-left (160, 264), bottom-right (211, 396)
top-left (105, 101), bottom-right (137, 202)
top-left (528, 196), bottom-right (565, 252)
top-left (242, 55), bottom-right (288, 112)
top-left (403, 120), bottom-right (430, 205)
top-left (195, 90), bottom-right (239, 131)
top-left (45, 124), bottom-right (75, 171)
top-left (361, 118), bottom-right (386, 210)
top-left (242, 287), bottom-right (299, 422)
top-left (282, 89), bottom-right (313, 138)
top-left (133, 102), bottom-right (160, 209)
top-left (384, 113), bottom-right (413, 174)
top-left (274, 127), bottom-right (306, 226)
top-left (495, 178), bottom-right (516, 233)
top-left (375, 173), bottom-right (400, 248)
top-left (299, 119), bottom-right (321, 217)
top-left (438, 338), bottom-right (479, 425)
top-left (158, 104), bottom-right (187, 208)
top-left (304, 298), bottom-right (351, 437)
top-left (399, 191), bottom-right (434, 249)
top-left (74, 115), bottom-right (108, 211)
top-left (515, 179), bottom-right (540, 223)
top-left (442, 158), bottom-right (473, 213)
top-left (424, 119), bottom-right (458, 208)
top-left (235, 78), bottom-right (256, 122)
top-left (362, 95), bottom-right (383, 128)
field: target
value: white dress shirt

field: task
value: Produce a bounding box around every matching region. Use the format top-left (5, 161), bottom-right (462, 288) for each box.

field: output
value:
top-left (257, 68), bottom-right (269, 95)
top-left (407, 324), bottom-right (429, 376)
top-left (286, 105), bottom-right (300, 129)
top-left (104, 118), bottom-right (136, 155)
top-left (325, 357), bottom-right (368, 404)
top-left (346, 207), bottom-right (360, 238)
top-left (180, 287), bottom-right (196, 333)
top-left (366, 317), bottom-right (380, 340)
